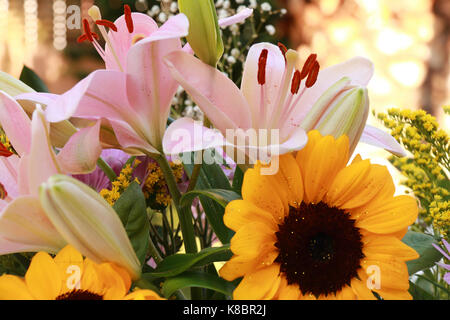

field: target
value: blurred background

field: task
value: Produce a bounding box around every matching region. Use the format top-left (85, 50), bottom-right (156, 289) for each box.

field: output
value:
top-left (0, 0), bottom-right (448, 129)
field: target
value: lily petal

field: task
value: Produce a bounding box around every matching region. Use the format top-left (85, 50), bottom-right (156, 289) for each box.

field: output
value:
top-left (289, 57), bottom-right (374, 126)
top-left (164, 50), bottom-right (252, 133)
top-left (0, 196), bottom-right (66, 254)
top-left (360, 125), bottom-right (406, 157)
top-left (163, 117), bottom-right (226, 155)
top-left (26, 109), bottom-right (60, 197)
top-left (56, 121), bottom-right (102, 174)
top-left (241, 43), bottom-right (286, 128)
top-left (0, 91), bottom-right (31, 156)
top-left (218, 8), bottom-right (253, 27)
top-left (125, 14), bottom-right (189, 149)
top-left (106, 13), bottom-right (158, 71)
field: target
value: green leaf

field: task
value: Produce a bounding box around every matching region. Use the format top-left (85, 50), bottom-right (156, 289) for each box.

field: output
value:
top-left (19, 66), bottom-right (49, 93)
top-left (148, 245), bottom-right (231, 278)
top-left (401, 231), bottom-right (443, 275)
top-left (232, 166), bottom-right (244, 195)
top-left (408, 281), bottom-right (435, 300)
top-left (180, 189), bottom-right (241, 209)
top-left (180, 189), bottom-right (240, 243)
top-left (162, 271), bottom-right (234, 298)
top-left (113, 182), bottom-right (150, 266)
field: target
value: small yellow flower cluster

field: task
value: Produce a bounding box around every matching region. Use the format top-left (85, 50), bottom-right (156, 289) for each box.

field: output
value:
top-left (143, 161), bottom-right (184, 208)
top-left (100, 161), bottom-right (141, 206)
top-left (377, 107), bottom-right (449, 238)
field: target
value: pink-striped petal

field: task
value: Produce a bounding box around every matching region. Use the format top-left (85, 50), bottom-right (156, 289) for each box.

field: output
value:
top-left (0, 91), bottom-right (31, 156)
top-left (105, 13), bottom-right (159, 71)
top-left (218, 8), bottom-right (253, 27)
top-left (360, 125), bottom-right (406, 157)
top-left (163, 117), bottom-right (226, 155)
top-left (0, 155), bottom-right (19, 199)
top-left (241, 43), bottom-right (286, 128)
top-left (109, 119), bottom-right (160, 155)
top-left (26, 109), bottom-right (60, 197)
top-left (164, 50), bottom-right (252, 133)
top-left (125, 14), bottom-right (189, 148)
top-left (57, 121), bottom-right (102, 174)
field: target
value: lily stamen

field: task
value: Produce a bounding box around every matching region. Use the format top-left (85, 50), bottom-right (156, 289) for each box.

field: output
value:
top-left (305, 61), bottom-right (320, 88)
top-left (258, 49), bottom-right (268, 128)
top-left (124, 4), bottom-right (134, 33)
top-left (95, 19), bottom-right (118, 32)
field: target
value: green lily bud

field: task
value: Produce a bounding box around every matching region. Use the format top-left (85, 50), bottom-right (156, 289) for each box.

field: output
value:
top-left (0, 71), bottom-right (34, 96)
top-left (301, 77), bottom-right (369, 154)
top-left (178, 0), bottom-right (224, 66)
top-left (39, 175), bottom-right (141, 280)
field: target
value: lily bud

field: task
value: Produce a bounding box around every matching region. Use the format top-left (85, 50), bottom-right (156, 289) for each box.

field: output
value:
top-left (0, 71), bottom-right (34, 96)
top-left (178, 0), bottom-right (224, 66)
top-left (300, 77), bottom-right (369, 155)
top-left (39, 175), bottom-right (141, 280)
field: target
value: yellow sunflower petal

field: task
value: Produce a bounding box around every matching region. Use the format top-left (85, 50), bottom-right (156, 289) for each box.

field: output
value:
top-left (339, 164), bottom-right (394, 209)
top-left (80, 258), bottom-right (103, 294)
top-left (355, 195), bottom-right (418, 234)
top-left (374, 288), bottom-right (412, 300)
top-left (334, 285), bottom-right (356, 300)
top-left (230, 222), bottom-right (276, 259)
top-left (109, 263), bottom-right (132, 293)
top-left (302, 135), bottom-right (349, 203)
top-left (275, 277), bottom-right (300, 300)
top-left (268, 154), bottom-right (303, 207)
top-left (54, 245), bottom-right (84, 294)
top-left (124, 289), bottom-right (165, 300)
top-left (96, 263), bottom-right (128, 300)
top-left (0, 275), bottom-right (34, 300)
top-left (223, 200), bottom-right (276, 232)
top-left (219, 255), bottom-right (260, 281)
top-left (241, 167), bottom-right (285, 221)
top-left (262, 275), bottom-right (282, 300)
top-left (233, 264), bottom-right (280, 300)
top-left (296, 130), bottom-right (323, 175)
top-left (361, 255), bottom-right (410, 291)
top-left (25, 252), bottom-right (62, 300)
top-left (326, 159), bottom-right (371, 206)
top-left (350, 272), bottom-right (376, 300)
top-left (363, 235), bottom-right (419, 261)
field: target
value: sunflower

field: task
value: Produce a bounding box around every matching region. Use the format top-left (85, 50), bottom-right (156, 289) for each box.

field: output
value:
top-left (220, 130), bottom-right (419, 300)
top-left (0, 245), bottom-right (164, 300)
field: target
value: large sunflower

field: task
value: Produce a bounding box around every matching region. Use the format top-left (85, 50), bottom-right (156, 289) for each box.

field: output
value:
top-left (220, 131), bottom-right (419, 300)
top-left (0, 245), bottom-right (164, 300)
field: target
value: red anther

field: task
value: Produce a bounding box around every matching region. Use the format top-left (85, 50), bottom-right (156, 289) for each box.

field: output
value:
top-left (82, 19), bottom-right (94, 42)
top-left (95, 19), bottom-right (118, 32)
top-left (91, 32), bottom-right (99, 40)
top-left (77, 34), bottom-right (88, 43)
top-left (257, 49), bottom-right (269, 85)
top-left (291, 70), bottom-right (301, 94)
top-left (278, 42), bottom-right (287, 63)
top-left (0, 143), bottom-right (12, 157)
top-left (300, 53), bottom-right (317, 80)
top-left (0, 182), bottom-right (7, 200)
top-left (305, 61), bottom-right (320, 88)
top-left (124, 5), bottom-right (134, 33)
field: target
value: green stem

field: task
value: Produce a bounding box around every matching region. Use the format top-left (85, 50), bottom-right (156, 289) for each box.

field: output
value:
top-left (147, 236), bottom-right (163, 264)
top-left (187, 163), bottom-right (202, 192)
top-left (97, 157), bottom-right (117, 181)
top-left (154, 154), bottom-right (198, 254)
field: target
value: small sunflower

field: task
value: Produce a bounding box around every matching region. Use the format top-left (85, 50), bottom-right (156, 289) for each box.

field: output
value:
top-left (220, 131), bottom-right (419, 300)
top-left (0, 245), bottom-right (164, 300)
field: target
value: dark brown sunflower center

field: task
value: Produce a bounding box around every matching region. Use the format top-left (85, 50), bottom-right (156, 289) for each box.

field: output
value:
top-left (274, 202), bottom-right (364, 298)
top-left (56, 289), bottom-right (103, 300)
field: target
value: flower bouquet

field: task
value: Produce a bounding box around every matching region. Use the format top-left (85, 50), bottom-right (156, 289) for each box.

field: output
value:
top-left (0, 0), bottom-right (448, 301)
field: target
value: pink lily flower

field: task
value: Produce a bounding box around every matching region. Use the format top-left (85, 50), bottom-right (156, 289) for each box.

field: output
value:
top-left (24, 6), bottom-right (253, 158)
top-left (0, 92), bottom-right (102, 254)
top-left (162, 42), bottom-right (405, 161)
